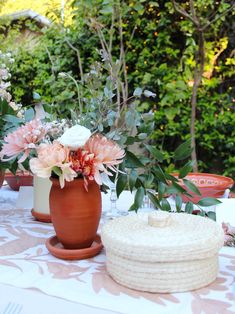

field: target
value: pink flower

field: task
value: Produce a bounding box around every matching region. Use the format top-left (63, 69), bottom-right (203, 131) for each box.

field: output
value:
top-left (30, 142), bottom-right (77, 188)
top-left (84, 134), bottom-right (125, 185)
top-left (0, 119), bottom-right (48, 163)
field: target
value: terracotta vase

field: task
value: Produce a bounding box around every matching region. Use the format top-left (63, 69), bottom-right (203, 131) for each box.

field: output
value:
top-left (0, 169), bottom-right (5, 188)
top-left (32, 176), bottom-right (52, 223)
top-left (5, 172), bottom-right (33, 191)
top-left (49, 178), bottom-right (102, 249)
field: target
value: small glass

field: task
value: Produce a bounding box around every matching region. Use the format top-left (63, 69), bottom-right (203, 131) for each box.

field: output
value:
top-left (104, 183), bottom-right (128, 220)
top-left (140, 189), bottom-right (156, 212)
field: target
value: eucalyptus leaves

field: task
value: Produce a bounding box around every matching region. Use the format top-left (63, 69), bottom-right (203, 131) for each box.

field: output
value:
top-left (116, 138), bottom-right (221, 219)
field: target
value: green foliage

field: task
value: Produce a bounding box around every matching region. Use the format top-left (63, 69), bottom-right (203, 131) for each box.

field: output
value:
top-left (0, 0), bottom-right (234, 176)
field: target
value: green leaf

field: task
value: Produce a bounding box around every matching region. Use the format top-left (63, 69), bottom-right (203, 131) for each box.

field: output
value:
top-left (179, 161), bottom-right (194, 178)
top-left (125, 151), bottom-right (144, 168)
top-left (129, 169), bottom-right (137, 192)
top-left (24, 108), bottom-right (35, 122)
top-left (138, 133), bottom-right (148, 140)
top-left (100, 3), bottom-right (113, 14)
top-left (125, 136), bottom-right (136, 145)
top-left (128, 203), bottom-right (139, 212)
top-left (158, 182), bottom-right (166, 198)
top-left (165, 173), bottom-right (178, 182)
top-left (116, 174), bottom-right (127, 198)
top-left (175, 195), bottom-right (183, 212)
top-left (133, 187), bottom-right (145, 210)
top-left (161, 198), bottom-right (171, 212)
top-left (183, 179), bottom-right (201, 196)
top-left (185, 202), bottom-right (194, 214)
top-left (207, 211), bottom-right (216, 221)
top-left (52, 166), bottom-right (62, 177)
top-left (197, 198), bottom-right (222, 207)
top-left (199, 210), bottom-right (206, 217)
top-left (153, 165), bottom-right (167, 184)
top-left (144, 173), bottom-right (154, 188)
top-left (2, 114), bottom-right (22, 124)
top-left (174, 140), bottom-right (192, 161)
top-left (145, 144), bottom-right (164, 162)
top-left (0, 98), bottom-right (15, 115)
top-left (166, 182), bottom-right (186, 194)
top-left (147, 191), bottom-right (160, 208)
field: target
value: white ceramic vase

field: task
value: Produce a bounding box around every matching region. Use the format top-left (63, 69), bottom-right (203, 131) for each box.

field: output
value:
top-left (32, 176), bottom-right (52, 222)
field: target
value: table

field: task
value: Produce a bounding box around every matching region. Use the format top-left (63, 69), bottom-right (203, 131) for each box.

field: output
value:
top-left (0, 186), bottom-right (235, 314)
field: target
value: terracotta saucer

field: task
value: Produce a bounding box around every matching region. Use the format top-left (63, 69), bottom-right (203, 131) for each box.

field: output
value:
top-left (46, 234), bottom-right (103, 260)
top-left (31, 209), bottom-right (51, 223)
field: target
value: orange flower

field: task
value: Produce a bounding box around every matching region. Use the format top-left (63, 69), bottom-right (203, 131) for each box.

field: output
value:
top-left (84, 134), bottom-right (125, 184)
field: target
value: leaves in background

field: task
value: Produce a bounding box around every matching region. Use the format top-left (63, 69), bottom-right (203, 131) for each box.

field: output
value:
top-left (174, 140), bottom-right (192, 161)
top-left (125, 151), bottom-right (144, 168)
top-left (179, 161), bottom-right (194, 178)
top-left (145, 144), bottom-right (164, 162)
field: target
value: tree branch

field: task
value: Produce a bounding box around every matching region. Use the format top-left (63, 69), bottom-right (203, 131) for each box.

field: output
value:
top-left (172, 0), bottom-right (199, 26)
top-left (202, 2), bottom-right (235, 31)
top-left (45, 46), bottom-right (55, 77)
top-left (64, 38), bottom-right (84, 84)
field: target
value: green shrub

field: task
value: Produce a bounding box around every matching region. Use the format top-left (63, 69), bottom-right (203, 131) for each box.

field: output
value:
top-left (0, 0), bottom-right (234, 176)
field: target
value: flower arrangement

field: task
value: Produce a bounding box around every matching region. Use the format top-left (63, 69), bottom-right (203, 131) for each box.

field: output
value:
top-left (0, 122), bottom-right (125, 190)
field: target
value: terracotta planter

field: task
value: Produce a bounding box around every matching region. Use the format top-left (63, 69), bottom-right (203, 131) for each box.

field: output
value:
top-left (0, 169), bottom-right (5, 188)
top-left (49, 178), bottom-right (102, 249)
top-left (32, 176), bottom-right (52, 223)
top-left (172, 173), bottom-right (234, 203)
top-left (5, 172), bottom-right (33, 191)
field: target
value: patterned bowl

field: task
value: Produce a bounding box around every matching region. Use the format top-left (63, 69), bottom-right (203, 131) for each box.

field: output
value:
top-left (172, 173), bottom-right (234, 203)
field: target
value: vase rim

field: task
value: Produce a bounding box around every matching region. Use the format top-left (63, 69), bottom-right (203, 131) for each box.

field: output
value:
top-left (50, 177), bottom-right (99, 188)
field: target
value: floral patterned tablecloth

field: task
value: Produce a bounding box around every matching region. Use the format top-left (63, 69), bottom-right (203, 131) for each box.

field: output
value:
top-left (0, 197), bottom-right (234, 313)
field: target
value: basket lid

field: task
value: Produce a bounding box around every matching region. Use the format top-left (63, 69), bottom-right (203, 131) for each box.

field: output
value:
top-left (101, 211), bottom-right (224, 262)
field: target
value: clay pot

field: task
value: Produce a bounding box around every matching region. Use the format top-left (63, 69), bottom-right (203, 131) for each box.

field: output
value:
top-left (5, 172), bottom-right (33, 191)
top-left (0, 169), bottom-right (5, 188)
top-left (49, 178), bottom-right (101, 249)
top-left (172, 173), bottom-right (234, 203)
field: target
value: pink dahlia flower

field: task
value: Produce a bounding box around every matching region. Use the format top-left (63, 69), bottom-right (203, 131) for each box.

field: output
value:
top-left (0, 119), bottom-right (48, 163)
top-left (30, 141), bottom-right (77, 188)
top-left (84, 134), bottom-right (125, 185)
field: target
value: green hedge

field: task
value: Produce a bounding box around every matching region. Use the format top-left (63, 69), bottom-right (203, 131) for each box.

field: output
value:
top-left (1, 0), bottom-right (235, 176)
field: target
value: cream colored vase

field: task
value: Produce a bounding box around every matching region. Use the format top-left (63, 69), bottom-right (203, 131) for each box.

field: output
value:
top-left (32, 176), bottom-right (52, 222)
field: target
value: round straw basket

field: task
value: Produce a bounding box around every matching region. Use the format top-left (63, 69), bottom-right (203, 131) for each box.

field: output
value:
top-left (101, 211), bottom-right (224, 293)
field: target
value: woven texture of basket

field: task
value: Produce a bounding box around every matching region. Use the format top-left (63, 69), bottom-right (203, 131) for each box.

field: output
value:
top-left (101, 211), bottom-right (224, 293)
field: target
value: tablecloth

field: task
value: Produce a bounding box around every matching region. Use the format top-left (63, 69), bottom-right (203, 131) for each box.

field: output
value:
top-left (0, 200), bottom-right (234, 314)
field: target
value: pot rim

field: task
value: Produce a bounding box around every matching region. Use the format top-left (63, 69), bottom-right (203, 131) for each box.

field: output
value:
top-left (172, 172), bottom-right (234, 188)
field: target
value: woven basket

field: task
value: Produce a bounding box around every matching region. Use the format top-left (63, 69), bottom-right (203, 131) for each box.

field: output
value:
top-left (101, 211), bottom-right (224, 293)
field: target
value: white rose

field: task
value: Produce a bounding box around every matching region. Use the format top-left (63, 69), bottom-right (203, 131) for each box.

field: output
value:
top-left (58, 125), bottom-right (91, 150)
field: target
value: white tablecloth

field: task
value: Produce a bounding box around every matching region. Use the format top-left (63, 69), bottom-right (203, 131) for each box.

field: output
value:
top-left (0, 187), bottom-right (234, 314)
